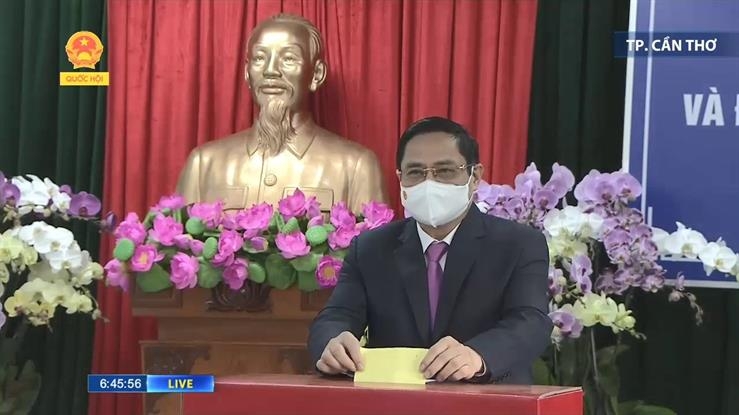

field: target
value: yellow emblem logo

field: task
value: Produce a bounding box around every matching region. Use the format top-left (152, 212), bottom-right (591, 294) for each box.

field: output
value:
top-left (65, 31), bottom-right (104, 69)
top-left (60, 31), bottom-right (109, 86)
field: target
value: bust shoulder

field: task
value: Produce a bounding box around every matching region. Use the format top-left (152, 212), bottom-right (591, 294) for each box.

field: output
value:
top-left (191, 129), bottom-right (253, 158)
top-left (312, 126), bottom-right (376, 160)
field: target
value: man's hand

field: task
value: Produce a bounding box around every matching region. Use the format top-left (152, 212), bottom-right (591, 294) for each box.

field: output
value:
top-left (419, 336), bottom-right (484, 382)
top-left (316, 331), bottom-right (364, 375)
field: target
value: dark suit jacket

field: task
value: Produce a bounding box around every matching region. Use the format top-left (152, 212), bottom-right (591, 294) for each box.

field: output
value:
top-left (307, 206), bottom-right (553, 384)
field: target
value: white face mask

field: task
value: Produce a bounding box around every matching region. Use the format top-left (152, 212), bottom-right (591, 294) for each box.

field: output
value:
top-left (401, 174), bottom-right (474, 227)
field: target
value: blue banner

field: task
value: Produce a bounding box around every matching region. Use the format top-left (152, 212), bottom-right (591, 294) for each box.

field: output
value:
top-left (623, 0), bottom-right (739, 288)
top-left (614, 32), bottom-right (739, 57)
top-left (88, 375), bottom-right (147, 393)
top-left (88, 375), bottom-right (214, 393)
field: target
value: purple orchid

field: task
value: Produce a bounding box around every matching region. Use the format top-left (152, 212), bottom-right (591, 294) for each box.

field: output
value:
top-left (504, 197), bottom-right (526, 221)
top-left (549, 309), bottom-right (583, 338)
top-left (59, 184), bottom-right (73, 195)
top-left (613, 172), bottom-right (642, 202)
top-left (0, 181), bottom-right (21, 206)
top-left (533, 188), bottom-right (558, 211)
top-left (514, 163), bottom-right (543, 197)
top-left (574, 170), bottom-right (618, 205)
top-left (69, 191), bottom-right (102, 217)
top-left (543, 163), bottom-right (575, 199)
top-left (99, 211), bottom-right (117, 232)
top-left (548, 266), bottom-right (565, 298)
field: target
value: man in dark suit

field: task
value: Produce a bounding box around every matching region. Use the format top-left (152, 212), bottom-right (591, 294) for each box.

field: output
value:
top-left (308, 117), bottom-right (552, 384)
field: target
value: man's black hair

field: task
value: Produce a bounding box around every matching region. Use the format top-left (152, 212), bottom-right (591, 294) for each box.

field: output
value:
top-left (395, 116), bottom-right (480, 169)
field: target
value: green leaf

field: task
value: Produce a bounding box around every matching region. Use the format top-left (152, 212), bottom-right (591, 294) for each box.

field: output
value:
top-left (202, 231), bottom-right (220, 238)
top-left (135, 264), bottom-right (173, 292)
top-left (173, 209), bottom-right (183, 224)
top-left (618, 401), bottom-right (643, 415)
top-left (197, 262), bottom-right (222, 288)
top-left (621, 402), bottom-right (677, 415)
top-left (597, 345), bottom-right (630, 365)
top-left (113, 238), bottom-right (135, 261)
top-left (556, 340), bottom-right (579, 386)
top-left (185, 217), bottom-right (205, 235)
top-left (283, 217), bottom-right (300, 234)
top-left (248, 262), bottom-right (267, 283)
top-left (595, 344), bottom-right (629, 398)
top-left (532, 358), bottom-right (554, 386)
top-left (305, 226), bottom-right (328, 246)
top-left (290, 253), bottom-right (320, 272)
top-left (323, 223), bottom-right (336, 233)
top-left (0, 362), bottom-right (41, 415)
top-left (311, 242), bottom-right (328, 255)
top-left (330, 248), bottom-right (348, 260)
top-left (265, 254), bottom-right (296, 289)
top-left (298, 270), bottom-right (319, 292)
top-left (159, 247), bottom-right (178, 259)
top-left (270, 211), bottom-right (285, 232)
top-left (142, 211), bottom-right (157, 227)
top-left (202, 237), bottom-right (218, 260)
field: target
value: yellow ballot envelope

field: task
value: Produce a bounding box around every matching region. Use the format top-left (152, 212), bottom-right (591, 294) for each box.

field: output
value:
top-left (353, 347), bottom-right (429, 385)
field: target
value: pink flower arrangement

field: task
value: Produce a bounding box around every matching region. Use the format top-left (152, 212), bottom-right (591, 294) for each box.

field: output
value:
top-left (104, 190), bottom-right (394, 293)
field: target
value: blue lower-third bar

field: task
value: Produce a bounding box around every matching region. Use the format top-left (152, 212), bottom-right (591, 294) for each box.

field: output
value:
top-left (146, 375), bottom-right (215, 393)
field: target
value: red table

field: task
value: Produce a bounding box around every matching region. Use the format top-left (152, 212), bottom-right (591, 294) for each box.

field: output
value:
top-left (182, 374), bottom-right (583, 415)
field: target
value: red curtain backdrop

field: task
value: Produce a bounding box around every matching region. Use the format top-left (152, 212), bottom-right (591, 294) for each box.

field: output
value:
top-left (91, 0), bottom-right (537, 413)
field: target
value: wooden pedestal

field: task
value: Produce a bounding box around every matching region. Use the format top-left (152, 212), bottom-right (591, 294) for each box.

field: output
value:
top-left (132, 281), bottom-right (331, 415)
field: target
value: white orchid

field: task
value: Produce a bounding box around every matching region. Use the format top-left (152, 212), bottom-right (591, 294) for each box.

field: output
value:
top-left (11, 175), bottom-right (51, 215)
top-left (20, 223), bottom-right (75, 254)
top-left (2, 173), bottom-right (107, 329)
top-left (544, 206), bottom-right (603, 240)
top-left (0, 233), bottom-right (24, 263)
top-left (569, 292), bottom-right (635, 334)
top-left (0, 264), bottom-right (7, 283)
top-left (62, 292), bottom-right (93, 314)
top-left (547, 234), bottom-right (589, 262)
top-left (662, 222), bottom-right (708, 258)
top-left (698, 242), bottom-right (737, 275)
top-left (650, 227), bottom-right (670, 252)
top-left (44, 242), bottom-right (83, 272)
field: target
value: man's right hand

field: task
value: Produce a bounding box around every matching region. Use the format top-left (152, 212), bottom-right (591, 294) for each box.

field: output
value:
top-left (316, 331), bottom-right (364, 375)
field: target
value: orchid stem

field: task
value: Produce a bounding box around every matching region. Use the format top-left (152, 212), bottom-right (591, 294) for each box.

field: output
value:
top-left (590, 329), bottom-right (599, 383)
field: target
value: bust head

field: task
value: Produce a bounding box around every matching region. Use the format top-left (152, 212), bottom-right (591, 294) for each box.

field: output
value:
top-left (245, 14), bottom-right (328, 154)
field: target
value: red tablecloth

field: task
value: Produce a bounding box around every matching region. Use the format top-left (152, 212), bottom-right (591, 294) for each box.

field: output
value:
top-left (182, 374), bottom-right (583, 415)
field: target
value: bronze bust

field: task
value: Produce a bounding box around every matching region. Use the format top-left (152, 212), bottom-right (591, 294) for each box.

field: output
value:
top-left (176, 14), bottom-right (387, 212)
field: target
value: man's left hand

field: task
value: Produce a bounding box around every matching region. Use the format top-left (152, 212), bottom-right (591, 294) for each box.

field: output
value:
top-left (419, 336), bottom-right (484, 382)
